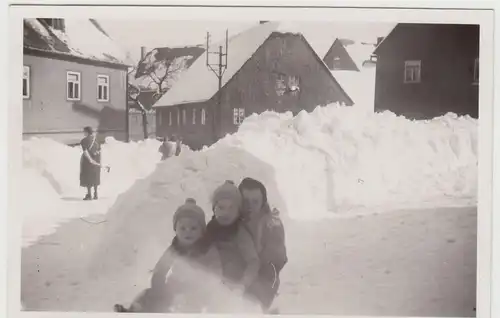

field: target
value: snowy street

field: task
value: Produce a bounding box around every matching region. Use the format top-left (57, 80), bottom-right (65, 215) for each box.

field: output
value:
top-left (21, 200), bottom-right (476, 316)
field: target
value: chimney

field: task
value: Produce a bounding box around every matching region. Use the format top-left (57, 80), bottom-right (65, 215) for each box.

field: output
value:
top-left (376, 36), bottom-right (384, 46)
top-left (140, 46), bottom-right (147, 60)
top-left (259, 21), bottom-right (269, 25)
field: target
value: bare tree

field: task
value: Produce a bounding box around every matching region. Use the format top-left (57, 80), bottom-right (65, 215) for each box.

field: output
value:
top-left (128, 48), bottom-right (197, 139)
top-left (128, 65), bottom-right (150, 140)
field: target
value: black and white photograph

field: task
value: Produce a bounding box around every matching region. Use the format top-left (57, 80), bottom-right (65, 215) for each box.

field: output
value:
top-left (8, 3), bottom-right (495, 318)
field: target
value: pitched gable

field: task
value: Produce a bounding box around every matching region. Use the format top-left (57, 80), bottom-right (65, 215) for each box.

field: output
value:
top-left (154, 22), bottom-right (282, 107)
top-left (154, 21), bottom-right (353, 108)
top-left (323, 38), bottom-right (359, 71)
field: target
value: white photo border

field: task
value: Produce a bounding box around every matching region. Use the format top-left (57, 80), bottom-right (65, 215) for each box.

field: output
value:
top-left (6, 2), bottom-right (497, 318)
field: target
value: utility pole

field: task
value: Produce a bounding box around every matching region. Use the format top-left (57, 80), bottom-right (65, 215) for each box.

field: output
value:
top-left (125, 71), bottom-right (130, 142)
top-left (206, 30), bottom-right (228, 143)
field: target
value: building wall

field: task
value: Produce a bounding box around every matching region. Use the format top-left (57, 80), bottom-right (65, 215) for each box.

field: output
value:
top-left (156, 103), bottom-right (213, 150)
top-left (23, 54), bottom-right (128, 144)
top-left (129, 111), bottom-right (157, 141)
top-left (157, 32), bottom-right (353, 149)
top-left (217, 32), bottom-right (352, 136)
top-left (374, 24), bottom-right (479, 119)
top-left (323, 40), bottom-right (359, 71)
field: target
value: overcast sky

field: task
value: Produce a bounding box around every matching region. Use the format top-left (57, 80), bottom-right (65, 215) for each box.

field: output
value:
top-left (98, 20), bottom-right (395, 62)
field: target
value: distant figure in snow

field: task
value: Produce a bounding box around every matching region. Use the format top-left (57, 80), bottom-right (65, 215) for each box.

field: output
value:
top-left (238, 177), bottom-right (288, 314)
top-left (80, 126), bottom-right (107, 200)
top-left (158, 137), bottom-right (172, 161)
top-left (175, 135), bottom-right (182, 156)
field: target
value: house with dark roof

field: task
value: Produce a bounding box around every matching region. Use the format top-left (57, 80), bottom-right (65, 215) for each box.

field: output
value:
top-left (373, 23), bottom-right (479, 119)
top-left (153, 21), bottom-right (353, 150)
top-left (323, 38), bottom-right (361, 71)
top-left (23, 18), bottom-right (130, 144)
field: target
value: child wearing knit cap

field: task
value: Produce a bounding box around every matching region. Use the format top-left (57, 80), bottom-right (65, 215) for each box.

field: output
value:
top-left (114, 198), bottom-right (222, 313)
top-left (205, 180), bottom-right (261, 298)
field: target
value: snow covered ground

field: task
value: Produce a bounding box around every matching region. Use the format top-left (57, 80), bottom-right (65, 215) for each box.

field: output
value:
top-left (20, 103), bottom-right (477, 315)
top-left (21, 137), bottom-right (163, 247)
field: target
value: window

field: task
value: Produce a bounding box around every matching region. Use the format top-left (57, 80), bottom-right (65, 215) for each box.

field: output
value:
top-left (288, 75), bottom-right (300, 96)
top-left (404, 60), bottom-right (421, 83)
top-left (201, 108), bottom-right (206, 125)
top-left (169, 110), bottom-right (172, 126)
top-left (177, 109), bottom-right (180, 126)
top-left (182, 109), bottom-right (187, 125)
top-left (275, 75), bottom-right (286, 96)
top-left (23, 65), bottom-right (30, 99)
top-left (473, 57), bottom-right (479, 84)
top-left (332, 56), bottom-right (341, 69)
top-left (233, 108), bottom-right (245, 125)
top-left (275, 73), bottom-right (300, 96)
top-left (97, 75), bottom-right (109, 102)
top-left (192, 108), bottom-right (196, 124)
top-left (67, 71), bottom-right (81, 100)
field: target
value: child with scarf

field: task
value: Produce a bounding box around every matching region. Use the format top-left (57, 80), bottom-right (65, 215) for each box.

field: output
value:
top-left (205, 180), bottom-right (261, 297)
top-left (238, 177), bottom-right (288, 313)
top-left (114, 198), bottom-right (222, 313)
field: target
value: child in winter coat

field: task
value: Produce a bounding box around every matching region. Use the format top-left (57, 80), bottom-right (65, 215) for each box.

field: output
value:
top-left (114, 198), bottom-right (222, 313)
top-left (238, 177), bottom-right (288, 313)
top-left (205, 180), bottom-right (261, 297)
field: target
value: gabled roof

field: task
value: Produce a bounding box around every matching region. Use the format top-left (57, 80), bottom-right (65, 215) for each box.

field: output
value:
top-left (154, 21), bottom-right (353, 108)
top-left (24, 18), bottom-right (129, 66)
top-left (372, 24), bottom-right (399, 55)
top-left (129, 46), bottom-right (204, 92)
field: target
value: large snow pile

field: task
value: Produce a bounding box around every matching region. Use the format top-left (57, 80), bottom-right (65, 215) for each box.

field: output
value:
top-left (214, 104), bottom-right (478, 218)
top-left (85, 103), bottom-right (476, 309)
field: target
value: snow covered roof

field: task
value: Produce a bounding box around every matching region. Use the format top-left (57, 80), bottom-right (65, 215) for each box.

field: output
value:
top-left (24, 18), bottom-right (129, 66)
top-left (154, 21), bottom-right (342, 107)
top-left (129, 46), bottom-right (204, 92)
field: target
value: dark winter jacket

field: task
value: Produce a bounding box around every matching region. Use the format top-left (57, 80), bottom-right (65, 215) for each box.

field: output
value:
top-left (205, 217), bottom-right (260, 289)
top-left (242, 203), bottom-right (288, 273)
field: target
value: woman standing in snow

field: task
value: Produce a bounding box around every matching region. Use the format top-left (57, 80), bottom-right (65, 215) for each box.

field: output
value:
top-left (80, 126), bottom-right (104, 200)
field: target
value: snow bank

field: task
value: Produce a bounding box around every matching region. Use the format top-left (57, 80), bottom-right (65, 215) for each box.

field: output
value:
top-left (22, 137), bottom-right (162, 197)
top-left (213, 104), bottom-right (477, 218)
top-left (94, 103), bottom-right (477, 227)
top-left (21, 137), bottom-right (163, 246)
top-left (83, 103), bottom-right (476, 310)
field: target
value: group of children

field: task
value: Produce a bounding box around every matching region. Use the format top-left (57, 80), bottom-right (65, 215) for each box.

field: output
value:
top-left (114, 177), bottom-right (288, 314)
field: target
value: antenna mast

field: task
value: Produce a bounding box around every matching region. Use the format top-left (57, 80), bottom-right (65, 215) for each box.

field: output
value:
top-left (206, 30), bottom-right (228, 143)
